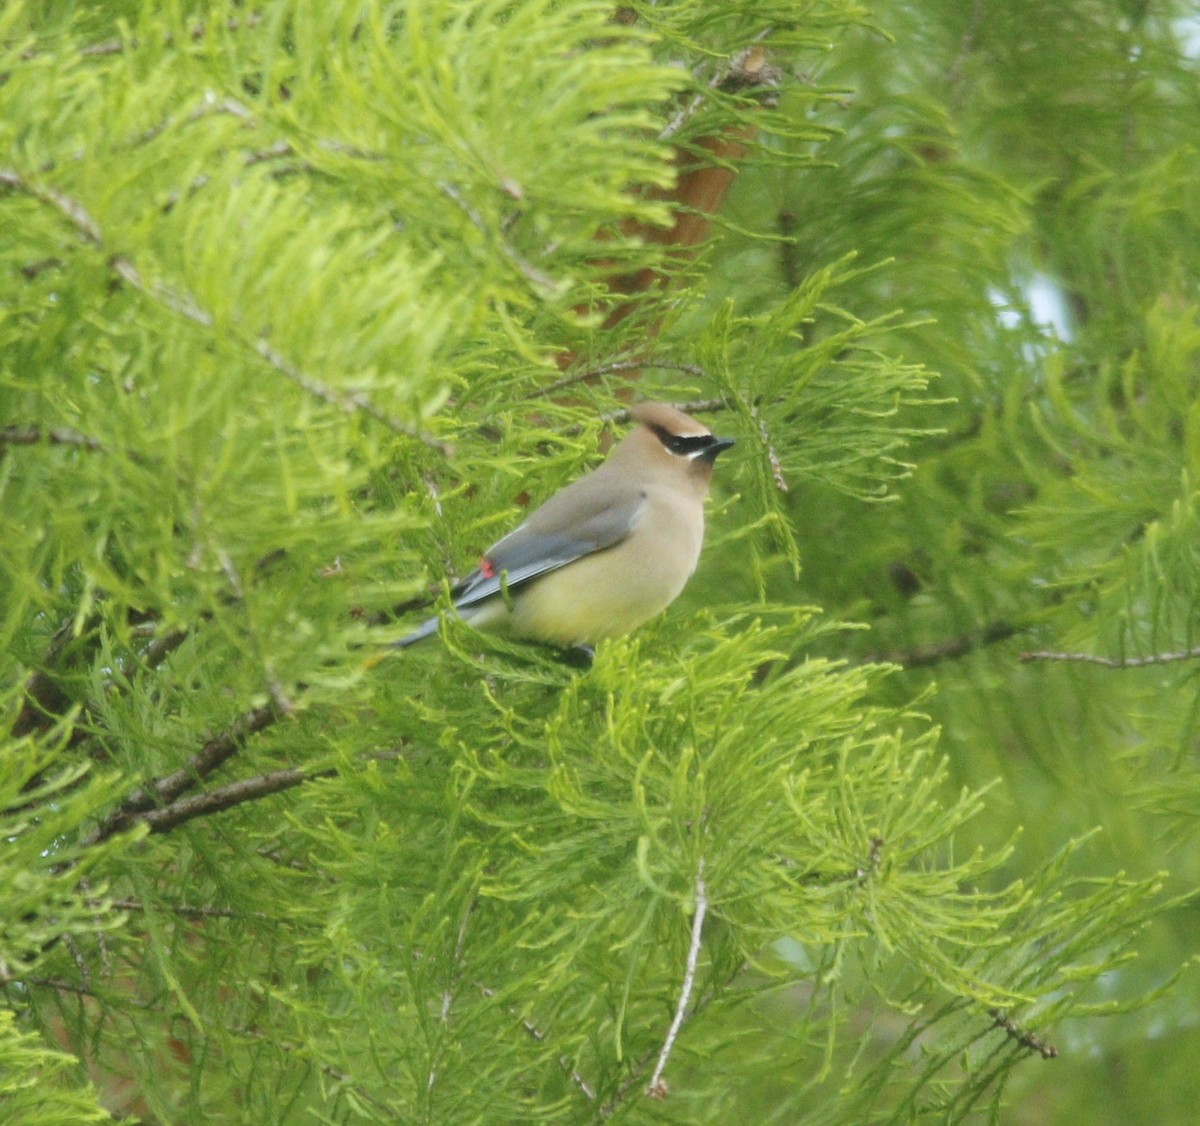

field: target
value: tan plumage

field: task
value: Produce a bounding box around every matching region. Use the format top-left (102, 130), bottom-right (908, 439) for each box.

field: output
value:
top-left (398, 402), bottom-right (734, 650)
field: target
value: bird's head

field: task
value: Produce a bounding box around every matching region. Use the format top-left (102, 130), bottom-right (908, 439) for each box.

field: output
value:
top-left (617, 401), bottom-right (735, 490)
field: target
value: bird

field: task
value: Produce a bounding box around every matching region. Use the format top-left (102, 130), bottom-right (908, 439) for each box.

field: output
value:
top-left (396, 401), bottom-right (734, 653)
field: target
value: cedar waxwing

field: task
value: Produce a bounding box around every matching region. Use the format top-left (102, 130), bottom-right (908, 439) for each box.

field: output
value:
top-left (397, 402), bottom-right (734, 651)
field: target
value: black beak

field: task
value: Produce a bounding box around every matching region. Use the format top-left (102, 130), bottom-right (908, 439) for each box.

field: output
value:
top-left (697, 436), bottom-right (735, 463)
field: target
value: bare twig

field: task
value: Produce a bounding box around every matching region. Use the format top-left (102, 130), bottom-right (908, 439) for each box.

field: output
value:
top-left (107, 898), bottom-right (242, 920)
top-left (440, 904), bottom-right (474, 1021)
top-left (0, 974), bottom-right (160, 1009)
top-left (7, 623), bottom-right (192, 817)
top-left (18, 15), bottom-right (263, 62)
top-left (10, 614), bottom-right (101, 741)
top-left (595, 397), bottom-right (726, 429)
top-left (522, 360), bottom-right (706, 401)
top-left (63, 934), bottom-right (90, 990)
top-left (439, 181), bottom-right (559, 295)
top-left (777, 210), bottom-right (800, 290)
top-left (477, 982), bottom-right (597, 1103)
top-left (137, 627), bottom-right (189, 672)
top-left (1019, 645), bottom-right (1200, 669)
top-left (19, 256), bottom-right (65, 279)
top-left (87, 701), bottom-right (282, 843)
top-left (245, 140), bottom-right (297, 167)
top-left (646, 856), bottom-right (707, 1099)
top-left (250, 338), bottom-right (450, 453)
top-left (132, 92), bottom-right (255, 148)
top-left (947, 0), bottom-right (986, 98)
top-left (747, 401), bottom-right (786, 492)
top-left (856, 836), bottom-right (885, 883)
top-left (660, 33), bottom-right (780, 141)
top-left (0, 424), bottom-right (104, 451)
top-left (94, 747), bottom-right (407, 842)
top-left (137, 763), bottom-right (327, 834)
top-left (989, 1008), bottom-right (1058, 1060)
top-left (868, 622), bottom-right (1017, 669)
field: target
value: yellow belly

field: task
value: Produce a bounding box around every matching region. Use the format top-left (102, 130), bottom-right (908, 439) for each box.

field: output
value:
top-left (470, 494), bottom-right (703, 647)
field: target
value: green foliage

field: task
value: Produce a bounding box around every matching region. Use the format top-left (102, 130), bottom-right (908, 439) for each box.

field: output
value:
top-left (0, 1011), bottom-right (111, 1125)
top-left (2, 0), bottom-right (1197, 1123)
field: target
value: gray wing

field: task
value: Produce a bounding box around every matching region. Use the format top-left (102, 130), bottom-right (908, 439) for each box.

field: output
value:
top-left (450, 481), bottom-right (645, 611)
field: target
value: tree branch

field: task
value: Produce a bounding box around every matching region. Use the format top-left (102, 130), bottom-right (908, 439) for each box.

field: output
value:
top-left (594, 397), bottom-right (727, 428)
top-left (477, 981), bottom-right (597, 1104)
top-left (659, 39), bottom-right (780, 141)
top-left (0, 424), bottom-right (103, 451)
top-left (1019, 645), bottom-right (1200, 669)
top-left (988, 1008), bottom-right (1058, 1060)
top-left (87, 701), bottom-right (282, 843)
top-left (17, 15), bottom-right (263, 62)
top-left (439, 181), bottom-right (560, 296)
top-left (0, 168), bottom-right (451, 455)
top-left (137, 763), bottom-right (327, 834)
top-left (11, 614), bottom-right (101, 741)
top-left (107, 897), bottom-right (243, 920)
top-left (867, 621), bottom-right (1018, 668)
top-left (522, 360), bottom-right (706, 401)
top-left (646, 855), bottom-right (707, 1099)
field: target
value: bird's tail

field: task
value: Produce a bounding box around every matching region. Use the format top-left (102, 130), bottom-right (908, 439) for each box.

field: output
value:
top-left (392, 615), bottom-right (442, 648)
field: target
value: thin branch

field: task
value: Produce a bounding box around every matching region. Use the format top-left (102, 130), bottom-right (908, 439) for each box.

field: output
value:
top-left (989, 1008), bottom-right (1058, 1060)
top-left (0, 974), bottom-right (158, 1009)
top-left (646, 856), bottom-right (707, 1099)
top-left (947, 0), bottom-right (986, 100)
top-left (600, 1047), bottom-right (659, 1116)
top-left (235, 1026), bottom-right (397, 1117)
top-left (12, 616), bottom-right (193, 781)
top-left (18, 15), bottom-right (263, 62)
top-left (107, 898), bottom-right (242, 920)
top-left (1019, 645), bottom-right (1200, 669)
top-left (137, 627), bottom-right (189, 673)
top-left (0, 168), bottom-right (451, 456)
top-left (660, 35), bottom-right (780, 141)
top-left (600, 949), bottom-right (748, 1117)
top-left (245, 140), bottom-right (297, 167)
top-left (6, 624), bottom-right (194, 821)
top-left (131, 92), bottom-right (255, 149)
top-left (250, 337), bottom-right (450, 454)
top-left (777, 210), bottom-right (800, 290)
top-left (867, 622), bottom-right (1017, 669)
top-left (87, 700), bottom-right (282, 843)
top-left (477, 982), bottom-right (597, 1103)
top-left (96, 748), bottom-right (407, 841)
top-left (441, 904), bottom-right (474, 1022)
top-left (137, 763), bottom-right (328, 834)
top-left (743, 397), bottom-right (787, 492)
top-left (522, 360), bottom-right (707, 401)
top-left (19, 256), bottom-right (65, 279)
top-left (0, 424), bottom-right (104, 451)
top-left (439, 181), bottom-right (559, 296)
top-left (595, 397), bottom-right (727, 428)
top-left (133, 700), bottom-right (282, 806)
top-left (63, 933), bottom-right (90, 990)
top-left (11, 613), bottom-right (100, 740)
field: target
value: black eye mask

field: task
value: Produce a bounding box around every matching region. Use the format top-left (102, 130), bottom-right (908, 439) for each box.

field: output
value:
top-left (649, 424), bottom-right (720, 456)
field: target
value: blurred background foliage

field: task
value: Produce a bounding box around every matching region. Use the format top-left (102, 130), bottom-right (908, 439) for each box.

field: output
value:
top-left (699, 3), bottom-right (1200, 1120)
top-left (2, 1), bottom-right (1199, 1122)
